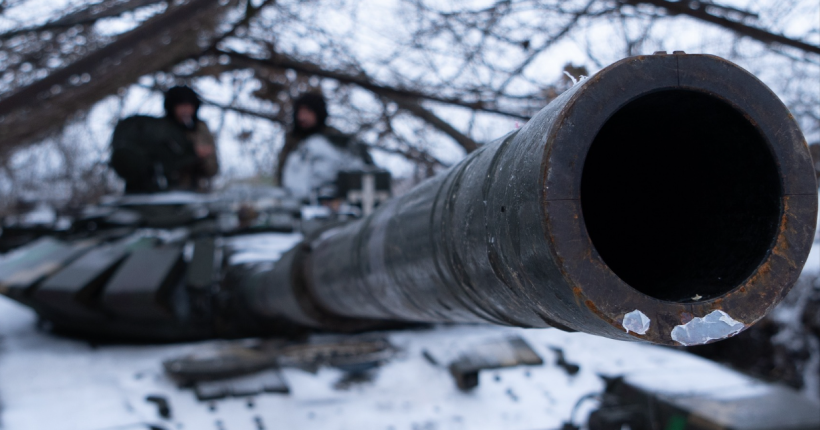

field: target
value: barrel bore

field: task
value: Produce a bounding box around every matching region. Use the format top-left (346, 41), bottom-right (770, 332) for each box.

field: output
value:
top-left (581, 90), bottom-right (782, 302)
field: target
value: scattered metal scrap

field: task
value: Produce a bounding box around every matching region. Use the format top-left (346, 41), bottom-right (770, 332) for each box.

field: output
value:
top-left (163, 336), bottom-right (396, 401)
top-left (587, 373), bottom-right (820, 430)
top-left (163, 344), bottom-right (279, 382)
top-left (550, 347), bottom-right (581, 376)
top-left (145, 394), bottom-right (172, 419)
top-left (194, 369), bottom-right (289, 401)
top-left (444, 336), bottom-right (543, 390)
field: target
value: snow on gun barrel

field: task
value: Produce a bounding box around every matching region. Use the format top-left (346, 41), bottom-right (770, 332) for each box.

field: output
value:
top-left (0, 53), bottom-right (815, 347)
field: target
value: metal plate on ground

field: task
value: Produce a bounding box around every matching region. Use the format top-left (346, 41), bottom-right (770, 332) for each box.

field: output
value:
top-left (194, 370), bottom-right (289, 400)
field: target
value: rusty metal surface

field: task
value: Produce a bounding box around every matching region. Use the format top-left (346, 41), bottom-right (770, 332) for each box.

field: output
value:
top-left (304, 53), bottom-right (816, 346)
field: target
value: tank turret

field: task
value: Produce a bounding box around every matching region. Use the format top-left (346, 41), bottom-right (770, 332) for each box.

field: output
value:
top-left (1, 53), bottom-right (816, 346)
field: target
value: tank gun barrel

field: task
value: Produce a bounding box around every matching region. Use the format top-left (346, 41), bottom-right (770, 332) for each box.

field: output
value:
top-left (245, 53), bottom-right (817, 346)
top-left (1, 53), bottom-right (815, 346)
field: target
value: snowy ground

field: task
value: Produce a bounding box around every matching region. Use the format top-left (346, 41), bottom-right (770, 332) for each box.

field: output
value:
top-left (1, 294), bottom-right (812, 430)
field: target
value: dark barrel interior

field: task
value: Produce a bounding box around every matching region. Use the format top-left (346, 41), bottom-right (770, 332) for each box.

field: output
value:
top-left (581, 90), bottom-right (782, 302)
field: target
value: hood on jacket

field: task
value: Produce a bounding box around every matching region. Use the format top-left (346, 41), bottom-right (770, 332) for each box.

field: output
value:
top-left (164, 86), bottom-right (201, 130)
top-left (291, 92), bottom-right (328, 137)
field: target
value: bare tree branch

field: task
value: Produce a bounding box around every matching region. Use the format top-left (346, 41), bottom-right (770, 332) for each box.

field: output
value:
top-left (216, 49), bottom-right (530, 120)
top-left (202, 98), bottom-right (285, 125)
top-left (387, 95), bottom-right (479, 153)
top-left (0, 0), bottom-right (231, 155)
top-left (623, 0), bottom-right (820, 55)
top-left (0, 0), bottom-right (166, 41)
top-left (366, 142), bottom-right (448, 169)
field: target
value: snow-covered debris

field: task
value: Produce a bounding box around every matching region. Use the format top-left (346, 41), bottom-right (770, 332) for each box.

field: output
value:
top-left (622, 310), bottom-right (651, 335)
top-left (671, 310), bottom-right (745, 346)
